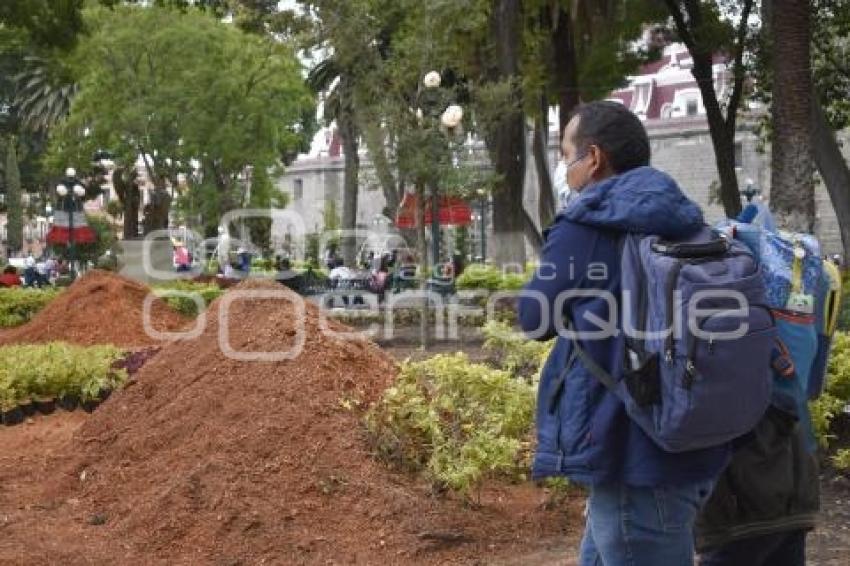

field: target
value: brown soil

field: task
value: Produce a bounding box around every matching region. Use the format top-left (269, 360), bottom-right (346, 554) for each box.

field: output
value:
top-left (0, 270), bottom-right (190, 348)
top-left (0, 279), bottom-right (583, 564)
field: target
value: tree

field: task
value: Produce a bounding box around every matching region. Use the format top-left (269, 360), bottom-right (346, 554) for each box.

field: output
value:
top-left (0, 1), bottom-right (85, 52)
top-left (811, 0), bottom-right (850, 259)
top-left (4, 139), bottom-right (23, 253)
top-left (481, 0), bottom-right (527, 267)
top-left (664, 0), bottom-right (756, 219)
top-left (525, 0), bottom-right (667, 231)
top-left (13, 54), bottom-right (76, 134)
top-left (307, 58), bottom-right (360, 266)
top-left (768, 0), bottom-right (815, 233)
top-left (48, 5), bottom-right (314, 238)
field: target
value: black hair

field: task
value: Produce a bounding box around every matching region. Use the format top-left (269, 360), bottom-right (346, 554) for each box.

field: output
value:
top-left (569, 101), bottom-right (650, 174)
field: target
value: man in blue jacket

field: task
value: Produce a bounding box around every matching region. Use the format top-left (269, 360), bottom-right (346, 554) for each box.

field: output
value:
top-left (519, 101), bottom-right (731, 565)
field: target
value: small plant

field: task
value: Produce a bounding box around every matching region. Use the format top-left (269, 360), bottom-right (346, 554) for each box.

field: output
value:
top-left (833, 448), bottom-right (850, 472)
top-left (811, 332), bottom-right (850, 448)
top-left (482, 320), bottom-right (552, 382)
top-left (455, 264), bottom-right (533, 292)
top-left (153, 281), bottom-right (225, 317)
top-left (0, 288), bottom-right (62, 327)
top-left (0, 342), bottom-right (127, 406)
top-left (365, 353), bottom-right (535, 500)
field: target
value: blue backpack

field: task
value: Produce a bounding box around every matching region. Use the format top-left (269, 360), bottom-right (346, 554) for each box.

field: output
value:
top-left (569, 226), bottom-right (776, 452)
top-left (717, 215), bottom-right (843, 451)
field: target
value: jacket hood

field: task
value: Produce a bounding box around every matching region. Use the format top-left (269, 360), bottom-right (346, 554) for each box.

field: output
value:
top-left (562, 166), bottom-right (704, 239)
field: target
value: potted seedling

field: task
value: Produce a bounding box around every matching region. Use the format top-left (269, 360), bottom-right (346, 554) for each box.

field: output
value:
top-left (80, 374), bottom-right (104, 413)
top-left (18, 395), bottom-right (36, 417)
top-left (0, 383), bottom-right (24, 426)
top-left (29, 365), bottom-right (56, 416)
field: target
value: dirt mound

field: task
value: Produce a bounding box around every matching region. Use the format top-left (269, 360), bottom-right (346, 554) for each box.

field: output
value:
top-left (31, 279), bottom-right (577, 564)
top-left (0, 270), bottom-right (189, 348)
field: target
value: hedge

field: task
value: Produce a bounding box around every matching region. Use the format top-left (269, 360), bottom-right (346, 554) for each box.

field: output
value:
top-left (0, 288), bottom-right (62, 328)
top-left (152, 281), bottom-right (226, 317)
top-left (0, 342), bottom-right (126, 410)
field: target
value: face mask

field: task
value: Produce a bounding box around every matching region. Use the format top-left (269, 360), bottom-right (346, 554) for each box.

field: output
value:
top-left (554, 160), bottom-right (573, 210)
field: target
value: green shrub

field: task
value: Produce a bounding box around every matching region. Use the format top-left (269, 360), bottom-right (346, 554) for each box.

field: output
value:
top-left (482, 320), bottom-right (553, 382)
top-left (837, 276), bottom-right (850, 331)
top-left (365, 353), bottom-right (535, 499)
top-left (251, 257), bottom-right (274, 271)
top-left (833, 448), bottom-right (850, 471)
top-left (810, 393), bottom-right (844, 448)
top-left (0, 342), bottom-right (127, 408)
top-left (152, 281), bottom-right (225, 317)
top-left (456, 265), bottom-right (504, 291)
top-left (0, 288), bottom-right (62, 327)
top-left (456, 264), bottom-right (532, 291)
top-left (811, 332), bottom-right (850, 448)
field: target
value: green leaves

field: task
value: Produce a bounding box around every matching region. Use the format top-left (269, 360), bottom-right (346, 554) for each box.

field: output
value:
top-left (0, 287), bottom-right (62, 328)
top-left (152, 281), bottom-right (225, 317)
top-left (48, 4), bottom-right (315, 229)
top-left (482, 320), bottom-right (553, 383)
top-left (0, 342), bottom-right (126, 409)
top-left (366, 352), bottom-right (536, 498)
top-left (455, 264), bottom-right (531, 291)
top-left (811, 331), bottom-right (850, 448)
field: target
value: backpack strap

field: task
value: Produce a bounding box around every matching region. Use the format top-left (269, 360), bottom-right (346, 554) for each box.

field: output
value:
top-left (563, 316), bottom-right (619, 392)
top-left (546, 345), bottom-right (580, 414)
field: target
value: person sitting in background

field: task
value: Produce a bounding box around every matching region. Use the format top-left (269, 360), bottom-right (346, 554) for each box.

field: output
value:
top-left (34, 257), bottom-right (49, 287)
top-left (23, 253), bottom-right (37, 287)
top-left (0, 266), bottom-right (22, 287)
top-left (172, 239), bottom-right (191, 272)
top-left (45, 256), bottom-right (58, 280)
top-left (329, 258), bottom-right (353, 308)
top-left (236, 247), bottom-right (252, 273)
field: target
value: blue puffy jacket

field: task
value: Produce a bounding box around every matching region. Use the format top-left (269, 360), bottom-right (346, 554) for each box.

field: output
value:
top-left (519, 166), bottom-right (731, 487)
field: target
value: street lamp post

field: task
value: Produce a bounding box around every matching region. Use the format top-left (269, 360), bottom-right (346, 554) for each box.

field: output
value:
top-left (477, 188), bottom-right (487, 263)
top-left (56, 167), bottom-right (86, 276)
top-left (429, 184), bottom-right (440, 270)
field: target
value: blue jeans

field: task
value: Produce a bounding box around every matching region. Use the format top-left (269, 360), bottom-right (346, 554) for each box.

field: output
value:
top-left (579, 480), bottom-right (714, 566)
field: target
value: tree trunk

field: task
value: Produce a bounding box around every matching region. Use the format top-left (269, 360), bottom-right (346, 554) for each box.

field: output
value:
top-left (812, 95), bottom-right (850, 262)
top-left (112, 167), bottom-right (140, 240)
top-left (692, 54), bottom-right (742, 218)
top-left (533, 95), bottom-right (555, 230)
top-left (5, 140), bottom-right (23, 254)
top-left (552, 7), bottom-right (580, 138)
top-left (138, 147), bottom-right (171, 235)
top-left (486, 0), bottom-right (527, 268)
top-left (770, 0), bottom-right (815, 233)
top-left (338, 100), bottom-right (360, 267)
top-left (665, 0), bottom-right (753, 218)
top-left (361, 120), bottom-right (401, 221)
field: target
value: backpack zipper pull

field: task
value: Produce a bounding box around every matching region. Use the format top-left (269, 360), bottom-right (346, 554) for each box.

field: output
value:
top-left (665, 349), bottom-right (674, 364)
top-left (708, 335), bottom-right (715, 354)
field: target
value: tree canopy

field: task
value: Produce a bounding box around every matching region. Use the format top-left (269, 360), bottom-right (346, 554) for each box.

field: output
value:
top-left (47, 4), bottom-right (315, 236)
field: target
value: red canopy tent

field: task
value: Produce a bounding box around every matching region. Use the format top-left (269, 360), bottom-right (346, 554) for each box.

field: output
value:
top-left (395, 192), bottom-right (473, 229)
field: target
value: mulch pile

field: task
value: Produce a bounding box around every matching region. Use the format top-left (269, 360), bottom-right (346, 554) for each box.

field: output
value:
top-left (11, 278), bottom-right (579, 564)
top-left (0, 270), bottom-right (189, 348)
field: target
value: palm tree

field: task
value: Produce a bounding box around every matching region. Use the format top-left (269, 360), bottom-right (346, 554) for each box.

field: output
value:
top-left (13, 55), bottom-right (76, 133)
top-left (307, 58), bottom-right (360, 267)
top-left (768, 0), bottom-right (815, 232)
